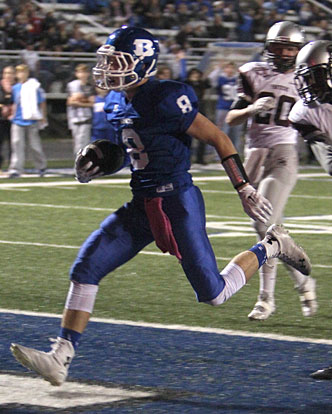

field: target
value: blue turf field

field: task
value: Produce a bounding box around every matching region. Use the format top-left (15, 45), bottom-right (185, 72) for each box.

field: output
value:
top-left (1, 312), bottom-right (332, 413)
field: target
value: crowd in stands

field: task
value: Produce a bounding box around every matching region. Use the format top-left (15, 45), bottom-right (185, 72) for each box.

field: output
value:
top-left (0, 0), bottom-right (329, 172)
top-left (0, 0), bottom-right (331, 55)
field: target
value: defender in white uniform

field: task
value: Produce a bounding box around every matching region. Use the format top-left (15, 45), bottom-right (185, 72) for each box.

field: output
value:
top-left (289, 40), bottom-right (332, 176)
top-left (226, 21), bottom-right (317, 321)
top-left (289, 40), bottom-right (332, 380)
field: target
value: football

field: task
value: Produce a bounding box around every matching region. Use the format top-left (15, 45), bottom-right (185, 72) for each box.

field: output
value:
top-left (78, 140), bottom-right (126, 175)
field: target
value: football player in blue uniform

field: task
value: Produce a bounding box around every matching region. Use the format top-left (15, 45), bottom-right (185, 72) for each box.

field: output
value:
top-left (10, 26), bottom-right (311, 386)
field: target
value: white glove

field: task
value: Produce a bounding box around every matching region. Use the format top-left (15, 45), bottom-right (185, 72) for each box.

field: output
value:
top-left (238, 184), bottom-right (273, 224)
top-left (75, 149), bottom-right (102, 183)
top-left (248, 97), bottom-right (276, 115)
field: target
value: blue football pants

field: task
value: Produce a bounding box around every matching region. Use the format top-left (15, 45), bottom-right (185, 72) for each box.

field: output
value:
top-left (70, 185), bottom-right (225, 302)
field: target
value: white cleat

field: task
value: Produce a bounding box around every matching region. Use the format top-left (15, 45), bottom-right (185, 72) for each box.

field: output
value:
top-left (248, 294), bottom-right (275, 321)
top-left (297, 276), bottom-right (318, 317)
top-left (263, 224), bottom-right (312, 275)
top-left (10, 337), bottom-right (74, 386)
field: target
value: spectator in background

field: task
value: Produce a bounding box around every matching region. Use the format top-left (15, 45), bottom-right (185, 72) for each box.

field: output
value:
top-left (252, 6), bottom-right (270, 38)
top-left (264, 9), bottom-right (285, 29)
top-left (82, 0), bottom-right (108, 15)
top-left (41, 10), bottom-right (57, 33)
top-left (167, 44), bottom-right (187, 82)
top-left (156, 65), bottom-right (173, 80)
top-left (222, 2), bottom-right (237, 22)
top-left (207, 14), bottom-right (230, 39)
top-left (234, 5), bottom-right (256, 42)
top-left (176, 2), bottom-right (193, 25)
top-left (262, 0), bottom-right (278, 12)
top-left (91, 87), bottom-right (116, 143)
top-left (6, 12), bottom-right (31, 50)
top-left (0, 65), bottom-right (15, 173)
top-left (67, 25), bottom-right (91, 52)
top-left (131, 0), bottom-right (161, 28)
top-left (175, 23), bottom-right (195, 51)
top-left (185, 67), bottom-right (210, 164)
top-left (56, 20), bottom-right (71, 51)
top-left (317, 18), bottom-right (332, 41)
top-left (196, 2), bottom-right (214, 21)
top-left (101, 0), bottom-right (132, 27)
top-left (26, 2), bottom-right (44, 43)
top-left (8, 64), bottom-right (47, 178)
top-left (20, 41), bottom-right (40, 77)
top-left (160, 3), bottom-right (178, 29)
top-left (215, 61), bottom-right (243, 154)
top-left (298, 1), bottom-right (315, 26)
top-left (66, 64), bottom-right (94, 155)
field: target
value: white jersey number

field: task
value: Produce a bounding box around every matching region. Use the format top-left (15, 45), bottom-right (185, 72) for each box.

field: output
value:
top-left (176, 95), bottom-right (193, 113)
top-left (122, 128), bottom-right (149, 170)
top-left (255, 92), bottom-right (295, 127)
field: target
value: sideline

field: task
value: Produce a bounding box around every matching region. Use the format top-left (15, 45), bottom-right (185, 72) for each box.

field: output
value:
top-left (1, 308), bottom-right (332, 345)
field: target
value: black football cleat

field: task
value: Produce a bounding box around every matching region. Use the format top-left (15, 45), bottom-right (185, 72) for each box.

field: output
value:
top-left (310, 366), bottom-right (332, 380)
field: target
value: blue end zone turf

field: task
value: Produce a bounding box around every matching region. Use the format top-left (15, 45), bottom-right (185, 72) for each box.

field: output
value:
top-left (1, 312), bottom-right (332, 413)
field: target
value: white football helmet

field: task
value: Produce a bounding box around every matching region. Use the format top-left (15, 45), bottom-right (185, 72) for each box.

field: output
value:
top-left (295, 40), bottom-right (332, 105)
top-left (264, 21), bottom-right (306, 72)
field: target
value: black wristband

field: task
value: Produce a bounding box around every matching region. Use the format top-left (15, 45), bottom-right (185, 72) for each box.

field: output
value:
top-left (221, 153), bottom-right (250, 189)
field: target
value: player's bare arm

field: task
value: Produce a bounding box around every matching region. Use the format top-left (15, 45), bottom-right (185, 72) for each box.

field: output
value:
top-left (187, 112), bottom-right (273, 224)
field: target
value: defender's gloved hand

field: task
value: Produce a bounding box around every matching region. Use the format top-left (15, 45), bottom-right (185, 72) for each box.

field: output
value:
top-left (248, 97), bottom-right (276, 115)
top-left (238, 184), bottom-right (273, 224)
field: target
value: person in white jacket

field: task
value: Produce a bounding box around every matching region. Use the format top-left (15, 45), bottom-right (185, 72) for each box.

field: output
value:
top-left (8, 64), bottom-right (47, 178)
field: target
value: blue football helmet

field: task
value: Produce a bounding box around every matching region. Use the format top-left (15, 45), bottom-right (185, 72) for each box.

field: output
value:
top-left (92, 26), bottom-right (160, 91)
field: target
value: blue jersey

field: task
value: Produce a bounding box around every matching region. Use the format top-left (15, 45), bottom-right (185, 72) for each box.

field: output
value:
top-left (104, 79), bottom-right (198, 197)
top-left (216, 76), bottom-right (238, 110)
top-left (91, 94), bottom-right (116, 142)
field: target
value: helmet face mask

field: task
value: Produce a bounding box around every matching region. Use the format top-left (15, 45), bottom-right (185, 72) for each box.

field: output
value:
top-left (264, 21), bottom-right (305, 73)
top-left (92, 27), bottom-right (159, 91)
top-left (265, 42), bottom-right (300, 73)
top-left (295, 65), bottom-right (332, 105)
top-left (294, 40), bottom-right (332, 105)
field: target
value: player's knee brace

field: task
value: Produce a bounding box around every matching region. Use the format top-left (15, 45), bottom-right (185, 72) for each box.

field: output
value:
top-left (65, 281), bottom-right (99, 313)
top-left (206, 263), bottom-right (246, 306)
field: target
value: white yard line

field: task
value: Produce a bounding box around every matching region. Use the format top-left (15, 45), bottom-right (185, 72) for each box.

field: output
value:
top-left (0, 171), bottom-right (329, 189)
top-left (0, 201), bottom-right (115, 212)
top-left (0, 239), bottom-right (331, 268)
top-left (1, 307), bottom-right (332, 345)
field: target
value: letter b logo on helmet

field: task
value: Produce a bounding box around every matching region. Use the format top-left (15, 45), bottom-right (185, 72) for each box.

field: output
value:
top-left (133, 39), bottom-right (155, 57)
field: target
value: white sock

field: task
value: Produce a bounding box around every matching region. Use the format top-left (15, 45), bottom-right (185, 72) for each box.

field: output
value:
top-left (287, 266), bottom-right (308, 289)
top-left (259, 259), bottom-right (277, 300)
